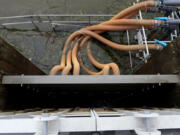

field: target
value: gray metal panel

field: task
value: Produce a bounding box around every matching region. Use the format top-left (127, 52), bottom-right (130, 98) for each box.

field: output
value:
top-left (2, 75), bottom-right (180, 84)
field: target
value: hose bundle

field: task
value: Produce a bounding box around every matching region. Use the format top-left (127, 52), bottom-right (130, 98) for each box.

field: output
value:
top-left (50, 0), bottom-right (160, 75)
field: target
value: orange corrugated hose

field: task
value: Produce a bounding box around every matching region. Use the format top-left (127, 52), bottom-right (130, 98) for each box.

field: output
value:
top-left (50, 0), bottom-right (160, 75)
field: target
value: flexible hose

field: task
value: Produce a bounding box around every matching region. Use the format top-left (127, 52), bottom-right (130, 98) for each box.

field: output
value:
top-left (49, 54), bottom-right (66, 75)
top-left (79, 29), bottom-right (158, 51)
top-left (50, 0), bottom-right (158, 75)
top-left (61, 50), bottom-right (72, 75)
top-left (86, 24), bottom-right (153, 31)
top-left (111, 1), bottom-right (156, 20)
top-left (87, 42), bottom-right (120, 75)
top-left (51, 23), bottom-right (151, 75)
top-left (50, 41), bottom-right (74, 75)
top-left (72, 39), bottom-right (81, 75)
top-left (75, 1), bottom-right (157, 75)
top-left (102, 19), bottom-right (155, 26)
top-left (78, 50), bottom-right (110, 75)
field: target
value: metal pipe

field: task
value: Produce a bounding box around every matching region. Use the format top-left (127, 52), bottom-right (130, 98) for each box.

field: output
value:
top-left (163, 0), bottom-right (180, 6)
top-left (167, 19), bottom-right (180, 25)
top-left (0, 14), bottom-right (114, 20)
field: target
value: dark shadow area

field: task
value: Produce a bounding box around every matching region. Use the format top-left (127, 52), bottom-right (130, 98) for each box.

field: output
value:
top-left (2, 83), bottom-right (177, 110)
top-left (58, 129), bottom-right (180, 135)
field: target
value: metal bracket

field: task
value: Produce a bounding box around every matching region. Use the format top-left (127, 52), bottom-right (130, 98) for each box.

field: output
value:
top-left (91, 109), bottom-right (99, 131)
top-left (33, 113), bottom-right (58, 135)
top-left (170, 12), bottom-right (178, 41)
top-left (134, 112), bottom-right (161, 135)
top-left (134, 0), bottom-right (150, 63)
top-left (136, 31), bottom-right (148, 61)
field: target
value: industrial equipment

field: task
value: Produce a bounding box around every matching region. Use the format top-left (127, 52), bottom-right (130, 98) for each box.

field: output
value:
top-left (1, 0), bottom-right (180, 135)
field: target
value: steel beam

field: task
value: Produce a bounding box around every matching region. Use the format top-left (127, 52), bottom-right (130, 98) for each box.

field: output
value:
top-left (2, 75), bottom-right (179, 85)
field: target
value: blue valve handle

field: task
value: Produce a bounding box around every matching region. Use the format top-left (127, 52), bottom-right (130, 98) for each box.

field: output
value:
top-left (154, 17), bottom-right (168, 21)
top-left (154, 39), bottom-right (167, 47)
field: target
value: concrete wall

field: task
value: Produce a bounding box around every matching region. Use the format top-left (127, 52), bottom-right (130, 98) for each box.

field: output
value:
top-left (0, 37), bottom-right (45, 75)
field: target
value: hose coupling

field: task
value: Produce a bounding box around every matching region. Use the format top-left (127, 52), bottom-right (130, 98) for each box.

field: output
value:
top-left (155, 17), bottom-right (180, 30)
top-left (154, 39), bottom-right (167, 50)
top-left (154, 1), bottom-right (161, 7)
top-left (166, 19), bottom-right (180, 25)
top-left (154, 17), bottom-right (168, 21)
top-left (154, 20), bottom-right (164, 27)
top-left (156, 0), bottom-right (180, 16)
top-left (154, 17), bottom-right (168, 27)
top-left (162, 0), bottom-right (180, 6)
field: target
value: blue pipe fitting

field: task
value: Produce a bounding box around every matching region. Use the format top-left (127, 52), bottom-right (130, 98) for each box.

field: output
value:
top-left (154, 17), bottom-right (168, 21)
top-left (154, 39), bottom-right (167, 47)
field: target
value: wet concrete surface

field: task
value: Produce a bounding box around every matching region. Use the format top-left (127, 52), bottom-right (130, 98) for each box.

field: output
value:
top-left (0, 0), bottom-right (134, 16)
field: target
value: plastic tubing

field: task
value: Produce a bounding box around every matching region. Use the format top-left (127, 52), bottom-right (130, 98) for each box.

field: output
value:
top-left (75, 1), bottom-right (157, 75)
top-left (87, 42), bottom-right (120, 75)
top-left (50, 0), bottom-right (157, 75)
top-left (86, 24), bottom-right (153, 31)
top-left (51, 23), bottom-right (150, 75)
top-left (102, 19), bottom-right (155, 26)
top-left (111, 1), bottom-right (157, 20)
top-left (61, 49), bottom-right (72, 75)
top-left (72, 40), bottom-right (81, 75)
top-left (60, 1), bottom-right (156, 60)
top-left (79, 1), bottom-right (155, 44)
top-left (49, 41), bottom-right (74, 75)
top-left (49, 54), bottom-right (66, 75)
top-left (78, 50), bottom-right (111, 75)
top-left (79, 29), bottom-right (158, 51)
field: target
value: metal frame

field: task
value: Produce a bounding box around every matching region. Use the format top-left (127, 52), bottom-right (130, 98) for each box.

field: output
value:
top-left (132, 0), bottom-right (179, 63)
top-left (0, 109), bottom-right (179, 135)
top-left (2, 75), bottom-right (179, 84)
top-left (170, 12), bottom-right (178, 41)
top-left (135, 0), bottom-right (149, 63)
top-left (0, 14), bottom-right (114, 29)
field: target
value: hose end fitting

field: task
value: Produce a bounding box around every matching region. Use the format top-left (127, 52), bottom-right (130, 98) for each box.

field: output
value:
top-left (154, 17), bottom-right (168, 27)
top-left (154, 20), bottom-right (164, 27)
top-left (156, 45), bottom-right (163, 50)
top-left (154, 39), bottom-right (167, 50)
top-left (163, 0), bottom-right (180, 6)
top-left (154, 1), bottom-right (161, 7)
